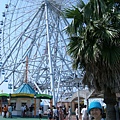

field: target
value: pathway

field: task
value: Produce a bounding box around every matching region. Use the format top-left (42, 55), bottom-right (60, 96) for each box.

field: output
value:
top-left (0, 115), bottom-right (81, 120)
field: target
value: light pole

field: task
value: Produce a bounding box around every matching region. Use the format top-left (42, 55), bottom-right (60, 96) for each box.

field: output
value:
top-left (77, 83), bottom-right (80, 119)
top-left (73, 77), bottom-right (83, 119)
top-left (7, 93), bottom-right (11, 105)
top-left (34, 94), bottom-right (36, 117)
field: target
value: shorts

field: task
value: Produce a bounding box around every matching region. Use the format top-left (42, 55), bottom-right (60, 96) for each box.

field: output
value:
top-left (39, 114), bottom-right (42, 118)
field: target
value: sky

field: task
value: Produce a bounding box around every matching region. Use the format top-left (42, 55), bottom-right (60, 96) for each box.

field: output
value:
top-left (0, 0), bottom-right (8, 19)
top-left (0, 0), bottom-right (88, 94)
top-left (0, 0), bottom-right (9, 93)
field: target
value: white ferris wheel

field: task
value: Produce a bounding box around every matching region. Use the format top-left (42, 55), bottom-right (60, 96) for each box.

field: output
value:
top-left (0, 0), bottom-right (83, 105)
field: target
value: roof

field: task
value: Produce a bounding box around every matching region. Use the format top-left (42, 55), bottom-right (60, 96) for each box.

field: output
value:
top-left (36, 94), bottom-right (52, 99)
top-left (11, 93), bottom-right (34, 98)
top-left (14, 83), bottom-right (36, 94)
top-left (0, 93), bottom-right (9, 97)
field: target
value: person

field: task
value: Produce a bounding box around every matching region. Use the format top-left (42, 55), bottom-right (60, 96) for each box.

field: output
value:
top-left (3, 105), bottom-right (8, 118)
top-left (21, 105), bottom-right (24, 117)
top-left (55, 107), bottom-right (59, 120)
top-left (53, 106), bottom-right (56, 119)
top-left (59, 106), bottom-right (64, 120)
top-left (75, 107), bottom-right (79, 120)
top-left (115, 102), bottom-right (120, 120)
top-left (23, 105), bottom-right (27, 117)
top-left (62, 105), bottom-right (66, 119)
top-left (81, 105), bottom-right (88, 120)
top-left (53, 106), bottom-right (59, 120)
top-left (68, 106), bottom-right (72, 120)
top-left (88, 101), bottom-right (105, 120)
top-left (29, 104), bottom-right (34, 117)
top-left (8, 104), bottom-right (12, 118)
top-left (25, 105), bottom-right (29, 117)
top-left (47, 107), bottom-right (53, 120)
top-left (39, 107), bottom-right (43, 120)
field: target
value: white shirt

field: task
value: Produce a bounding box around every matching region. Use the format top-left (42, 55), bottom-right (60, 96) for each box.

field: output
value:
top-left (81, 108), bottom-right (87, 118)
top-left (8, 106), bottom-right (12, 113)
top-left (39, 109), bottom-right (42, 114)
top-left (75, 108), bottom-right (78, 116)
top-left (21, 106), bottom-right (24, 111)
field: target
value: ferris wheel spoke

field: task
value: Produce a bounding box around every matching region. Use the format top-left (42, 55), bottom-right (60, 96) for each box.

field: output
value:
top-left (1, 0), bottom-right (81, 103)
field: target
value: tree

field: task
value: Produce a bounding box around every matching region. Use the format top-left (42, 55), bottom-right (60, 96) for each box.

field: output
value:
top-left (63, 0), bottom-right (120, 119)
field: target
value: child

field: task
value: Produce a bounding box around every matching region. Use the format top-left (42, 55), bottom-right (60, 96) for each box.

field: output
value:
top-left (88, 101), bottom-right (105, 120)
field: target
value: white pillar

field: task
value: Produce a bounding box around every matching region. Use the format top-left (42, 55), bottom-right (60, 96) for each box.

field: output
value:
top-left (45, 0), bottom-right (55, 105)
top-left (78, 83), bottom-right (80, 119)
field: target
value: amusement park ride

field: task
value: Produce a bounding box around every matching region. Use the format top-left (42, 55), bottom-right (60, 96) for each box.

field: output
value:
top-left (0, 0), bottom-right (84, 105)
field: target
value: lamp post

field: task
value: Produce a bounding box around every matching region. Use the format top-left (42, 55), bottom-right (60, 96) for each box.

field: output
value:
top-left (77, 83), bottom-right (80, 119)
top-left (73, 76), bottom-right (83, 120)
top-left (8, 93), bottom-right (11, 105)
top-left (34, 95), bottom-right (36, 117)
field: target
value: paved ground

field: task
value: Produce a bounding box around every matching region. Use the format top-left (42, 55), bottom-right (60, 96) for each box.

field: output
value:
top-left (0, 115), bottom-right (80, 120)
top-left (0, 116), bottom-right (47, 120)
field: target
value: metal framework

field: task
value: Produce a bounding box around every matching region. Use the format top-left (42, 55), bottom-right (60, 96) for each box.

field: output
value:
top-left (0, 0), bottom-right (83, 105)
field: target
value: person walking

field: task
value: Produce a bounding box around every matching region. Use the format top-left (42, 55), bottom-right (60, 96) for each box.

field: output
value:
top-left (88, 101), bottom-right (105, 120)
top-left (29, 104), bottom-right (34, 117)
top-left (55, 107), bottom-right (59, 120)
top-left (59, 106), bottom-right (64, 120)
top-left (39, 107), bottom-right (43, 120)
top-left (68, 106), bottom-right (72, 120)
top-left (8, 104), bottom-right (12, 118)
top-left (53, 106), bottom-right (56, 120)
top-left (3, 105), bottom-right (8, 118)
top-left (21, 105), bottom-right (24, 117)
top-left (47, 107), bottom-right (53, 120)
top-left (75, 107), bottom-right (79, 120)
top-left (81, 105), bottom-right (88, 120)
top-left (62, 105), bottom-right (66, 119)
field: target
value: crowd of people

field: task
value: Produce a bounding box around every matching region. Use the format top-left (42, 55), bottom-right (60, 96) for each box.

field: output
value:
top-left (2, 104), bottom-right (34, 118)
top-left (2, 101), bottom-right (119, 120)
top-left (45, 101), bottom-right (106, 120)
top-left (46, 105), bottom-right (72, 120)
top-left (21, 104), bottom-right (35, 117)
top-left (2, 104), bottom-right (13, 118)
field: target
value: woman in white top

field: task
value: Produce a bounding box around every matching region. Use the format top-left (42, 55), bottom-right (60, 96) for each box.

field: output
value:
top-left (88, 101), bottom-right (105, 120)
top-left (81, 105), bottom-right (88, 120)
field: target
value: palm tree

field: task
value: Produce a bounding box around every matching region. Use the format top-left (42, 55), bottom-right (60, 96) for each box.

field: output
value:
top-left (63, 0), bottom-right (120, 120)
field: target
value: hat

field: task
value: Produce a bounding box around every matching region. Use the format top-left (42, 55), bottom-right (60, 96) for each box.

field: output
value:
top-left (88, 101), bottom-right (102, 114)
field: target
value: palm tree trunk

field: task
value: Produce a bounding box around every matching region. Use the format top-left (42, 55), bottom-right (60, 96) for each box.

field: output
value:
top-left (104, 87), bottom-right (116, 120)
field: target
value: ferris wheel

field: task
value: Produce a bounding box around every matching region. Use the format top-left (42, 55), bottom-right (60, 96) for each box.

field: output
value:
top-left (0, 0), bottom-right (82, 104)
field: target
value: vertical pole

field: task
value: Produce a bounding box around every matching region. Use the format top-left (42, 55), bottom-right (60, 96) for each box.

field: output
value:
top-left (0, 99), bottom-right (2, 115)
top-left (78, 83), bottom-right (80, 119)
top-left (13, 71), bottom-right (14, 92)
top-left (8, 94), bottom-right (11, 105)
top-left (50, 99), bottom-right (53, 108)
top-left (34, 96), bottom-right (36, 117)
top-left (45, 0), bottom-right (55, 105)
top-left (25, 56), bottom-right (28, 83)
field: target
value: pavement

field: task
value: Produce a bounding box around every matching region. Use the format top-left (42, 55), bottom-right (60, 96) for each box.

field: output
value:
top-left (0, 116), bottom-right (46, 120)
top-left (0, 115), bottom-right (80, 120)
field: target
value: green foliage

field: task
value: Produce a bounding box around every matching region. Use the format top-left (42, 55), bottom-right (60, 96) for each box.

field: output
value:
top-left (64, 0), bottom-right (120, 92)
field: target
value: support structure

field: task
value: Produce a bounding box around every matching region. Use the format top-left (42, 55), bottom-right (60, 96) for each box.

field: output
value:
top-left (34, 95), bottom-right (36, 117)
top-left (45, 0), bottom-right (55, 106)
top-left (1, 0), bottom-right (81, 105)
top-left (78, 83), bottom-right (80, 119)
